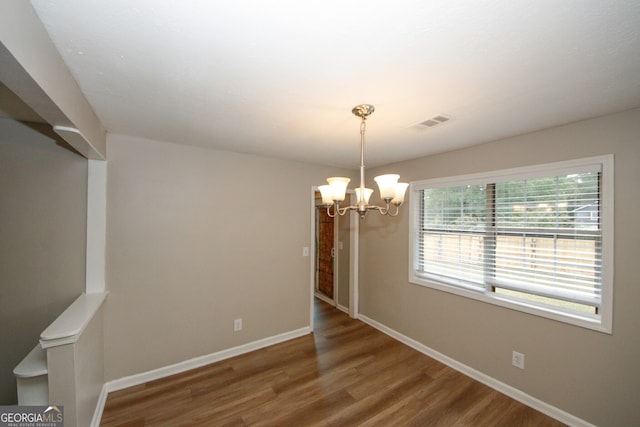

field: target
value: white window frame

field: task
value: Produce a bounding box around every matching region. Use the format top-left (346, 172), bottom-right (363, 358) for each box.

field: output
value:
top-left (408, 155), bottom-right (614, 333)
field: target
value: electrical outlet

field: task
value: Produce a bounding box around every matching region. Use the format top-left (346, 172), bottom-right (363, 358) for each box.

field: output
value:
top-left (512, 350), bottom-right (525, 369)
top-left (234, 318), bottom-right (243, 332)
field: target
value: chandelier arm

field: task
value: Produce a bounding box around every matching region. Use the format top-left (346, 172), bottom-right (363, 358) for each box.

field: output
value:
top-left (326, 205), bottom-right (337, 218)
top-left (364, 205), bottom-right (388, 215)
top-left (386, 204), bottom-right (401, 217)
top-left (364, 202), bottom-right (400, 216)
top-left (332, 202), bottom-right (402, 217)
top-left (335, 203), bottom-right (356, 216)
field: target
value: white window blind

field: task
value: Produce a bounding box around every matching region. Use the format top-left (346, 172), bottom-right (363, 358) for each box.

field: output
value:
top-left (410, 156), bottom-right (613, 332)
top-left (490, 172), bottom-right (601, 308)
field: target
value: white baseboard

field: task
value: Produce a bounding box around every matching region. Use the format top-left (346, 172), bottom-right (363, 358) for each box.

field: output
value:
top-left (91, 326), bottom-right (311, 426)
top-left (357, 314), bottom-right (595, 427)
top-left (314, 292), bottom-right (334, 306)
top-left (336, 304), bottom-right (349, 314)
top-left (90, 383), bottom-right (108, 427)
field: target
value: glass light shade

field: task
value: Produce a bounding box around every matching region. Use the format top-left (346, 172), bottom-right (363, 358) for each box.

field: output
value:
top-left (374, 174), bottom-right (400, 200)
top-left (318, 185), bottom-right (334, 206)
top-left (355, 187), bottom-right (373, 204)
top-left (327, 177), bottom-right (350, 202)
top-left (391, 182), bottom-right (409, 205)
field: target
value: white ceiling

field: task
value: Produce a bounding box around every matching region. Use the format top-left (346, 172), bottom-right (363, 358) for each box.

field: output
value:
top-left (29, 0), bottom-right (640, 169)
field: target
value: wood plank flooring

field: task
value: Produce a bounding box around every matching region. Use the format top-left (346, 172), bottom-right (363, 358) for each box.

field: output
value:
top-left (100, 299), bottom-right (565, 426)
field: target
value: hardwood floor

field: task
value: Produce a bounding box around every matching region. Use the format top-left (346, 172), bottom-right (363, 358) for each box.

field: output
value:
top-left (100, 299), bottom-right (565, 426)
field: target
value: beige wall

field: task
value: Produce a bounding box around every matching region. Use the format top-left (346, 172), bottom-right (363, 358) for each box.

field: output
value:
top-left (104, 134), bottom-right (352, 380)
top-left (0, 119), bottom-right (87, 404)
top-left (361, 108), bottom-right (640, 426)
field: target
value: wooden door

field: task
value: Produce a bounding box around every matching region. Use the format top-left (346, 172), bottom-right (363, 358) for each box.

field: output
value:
top-left (317, 207), bottom-right (334, 299)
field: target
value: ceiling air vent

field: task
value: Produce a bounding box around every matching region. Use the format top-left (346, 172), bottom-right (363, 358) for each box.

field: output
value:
top-left (416, 114), bottom-right (452, 129)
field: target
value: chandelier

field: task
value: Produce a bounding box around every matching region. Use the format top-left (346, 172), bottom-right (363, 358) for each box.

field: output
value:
top-left (319, 104), bottom-right (408, 219)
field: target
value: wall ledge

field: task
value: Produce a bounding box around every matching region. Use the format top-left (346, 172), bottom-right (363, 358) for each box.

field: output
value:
top-left (40, 292), bottom-right (107, 349)
top-left (13, 344), bottom-right (47, 378)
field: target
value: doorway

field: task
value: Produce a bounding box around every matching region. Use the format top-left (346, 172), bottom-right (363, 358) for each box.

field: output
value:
top-left (316, 206), bottom-right (334, 302)
top-left (310, 189), bottom-right (359, 330)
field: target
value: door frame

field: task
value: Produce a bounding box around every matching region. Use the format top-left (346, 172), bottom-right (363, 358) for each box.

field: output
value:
top-left (309, 186), bottom-right (359, 330)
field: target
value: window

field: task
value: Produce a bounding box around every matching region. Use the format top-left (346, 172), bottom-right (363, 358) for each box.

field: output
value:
top-left (409, 155), bottom-right (613, 332)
